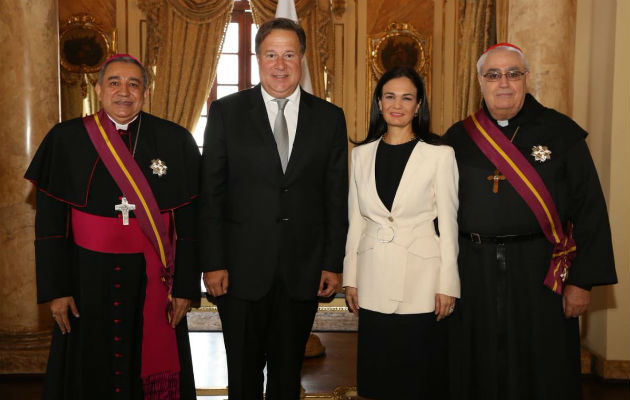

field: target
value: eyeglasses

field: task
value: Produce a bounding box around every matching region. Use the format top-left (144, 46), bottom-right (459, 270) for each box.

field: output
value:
top-left (482, 70), bottom-right (527, 81)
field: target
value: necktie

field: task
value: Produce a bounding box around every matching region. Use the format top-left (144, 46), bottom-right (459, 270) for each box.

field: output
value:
top-left (273, 98), bottom-right (289, 172)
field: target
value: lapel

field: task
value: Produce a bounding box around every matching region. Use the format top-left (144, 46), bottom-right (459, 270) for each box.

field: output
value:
top-left (391, 141), bottom-right (421, 214)
top-left (247, 86), bottom-right (285, 175)
top-left (248, 85), bottom-right (276, 146)
top-left (366, 138), bottom-right (391, 214)
top-left (284, 88), bottom-right (313, 180)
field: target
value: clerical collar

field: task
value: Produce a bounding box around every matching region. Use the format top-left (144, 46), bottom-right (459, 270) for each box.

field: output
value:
top-left (481, 100), bottom-right (518, 128)
top-left (106, 113), bottom-right (139, 131)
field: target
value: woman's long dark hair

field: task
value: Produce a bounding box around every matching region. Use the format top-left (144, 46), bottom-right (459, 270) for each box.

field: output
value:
top-left (353, 67), bottom-right (442, 146)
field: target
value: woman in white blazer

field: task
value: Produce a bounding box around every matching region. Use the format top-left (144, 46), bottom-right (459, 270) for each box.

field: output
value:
top-left (343, 67), bottom-right (460, 399)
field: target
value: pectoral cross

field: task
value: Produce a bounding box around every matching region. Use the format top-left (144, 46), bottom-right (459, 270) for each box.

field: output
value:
top-left (114, 196), bottom-right (136, 225)
top-left (487, 169), bottom-right (506, 194)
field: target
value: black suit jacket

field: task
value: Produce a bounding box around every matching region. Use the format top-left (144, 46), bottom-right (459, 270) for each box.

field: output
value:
top-left (198, 86), bottom-right (348, 301)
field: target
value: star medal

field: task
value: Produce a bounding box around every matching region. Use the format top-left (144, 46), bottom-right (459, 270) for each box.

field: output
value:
top-left (150, 159), bottom-right (168, 177)
top-left (531, 145), bottom-right (551, 162)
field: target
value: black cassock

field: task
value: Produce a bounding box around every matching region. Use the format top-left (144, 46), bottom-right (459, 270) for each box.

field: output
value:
top-left (443, 94), bottom-right (617, 400)
top-left (25, 112), bottom-right (200, 400)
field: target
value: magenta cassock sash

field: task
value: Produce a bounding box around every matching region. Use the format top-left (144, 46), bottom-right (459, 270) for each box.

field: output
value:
top-left (462, 108), bottom-right (576, 295)
top-left (82, 109), bottom-right (180, 399)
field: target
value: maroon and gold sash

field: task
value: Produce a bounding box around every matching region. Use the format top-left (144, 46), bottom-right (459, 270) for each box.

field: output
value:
top-left (462, 108), bottom-right (576, 295)
top-left (82, 109), bottom-right (180, 398)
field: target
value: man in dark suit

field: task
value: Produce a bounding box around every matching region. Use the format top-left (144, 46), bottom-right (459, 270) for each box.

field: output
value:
top-left (198, 18), bottom-right (348, 399)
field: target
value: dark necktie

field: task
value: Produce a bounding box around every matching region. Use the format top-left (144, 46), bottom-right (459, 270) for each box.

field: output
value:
top-left (273, 98), bottom-right (289, 173)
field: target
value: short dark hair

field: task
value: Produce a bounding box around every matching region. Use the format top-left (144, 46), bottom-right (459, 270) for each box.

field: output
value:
top-left (355, 67), bottom-right (441, 146)
top-left (255, 18), bottom-right (306, 55)
top-left (97, 56), bottom-right (148, 88)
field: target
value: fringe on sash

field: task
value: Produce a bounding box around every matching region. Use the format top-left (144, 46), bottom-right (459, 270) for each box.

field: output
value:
top-left (143, 371), bottom-right (180, 400)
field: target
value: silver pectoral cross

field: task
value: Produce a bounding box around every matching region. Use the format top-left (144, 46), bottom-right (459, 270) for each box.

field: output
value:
top-left (114, 196), bottom-right (136, 225)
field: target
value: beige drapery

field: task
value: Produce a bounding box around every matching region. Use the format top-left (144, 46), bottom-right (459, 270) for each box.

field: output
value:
top-left (495, 0), bottom-right (509, 43)
top-left (249, 0), bottom-right (334, 100)
top-left (139, 0), bottom-right (234, 132)
top-left (454, 0), bottom-right (496, 121)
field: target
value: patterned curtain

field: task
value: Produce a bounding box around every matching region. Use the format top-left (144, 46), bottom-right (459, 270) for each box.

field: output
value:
top-left (454, 0), bottom-right (496, 120)
top-left (248, 0), bottom-right (334, 100)
top-left (139, 0), bottom-right (234, 132)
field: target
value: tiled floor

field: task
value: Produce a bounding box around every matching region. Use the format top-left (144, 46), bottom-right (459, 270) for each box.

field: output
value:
top-left (1, 332), bottom-right (628, 399)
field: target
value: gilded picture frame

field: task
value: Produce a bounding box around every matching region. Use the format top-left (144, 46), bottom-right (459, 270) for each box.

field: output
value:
top-left (366, 23), bottom-right (432, 134)
top-left (369, 23), bottom-right (427, 78)
top-left (60, 14), bottom-right (115, 74)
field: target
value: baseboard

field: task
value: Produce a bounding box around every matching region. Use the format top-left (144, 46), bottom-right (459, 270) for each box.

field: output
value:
top-left (0, 349), bottom-right (48, 374)
top-left (0, 331), bottom-right (50, 374)
top-left (581, 345), bottom-right (630, 380)
top-left (593, 354), bottom-right (630, 380)
top-left (581, 347), bottom-right (593, 374)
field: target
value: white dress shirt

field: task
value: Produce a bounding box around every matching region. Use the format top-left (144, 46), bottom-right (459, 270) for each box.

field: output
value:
top-left (260, 85), bottom-right (301, 159)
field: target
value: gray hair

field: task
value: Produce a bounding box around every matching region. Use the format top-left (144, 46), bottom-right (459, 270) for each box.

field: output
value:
top-left (476, 45), bottom-right (530, 75)
top-left (97, 56), bottom-right (148, 88)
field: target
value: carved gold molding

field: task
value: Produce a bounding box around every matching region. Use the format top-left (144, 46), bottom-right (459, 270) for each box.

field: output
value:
top-left (60, 14), bottom-right (116, 74)
top-left (331, 0), bottom-right (346, 18)
top-left (369, 22), bottom-right (430, 80)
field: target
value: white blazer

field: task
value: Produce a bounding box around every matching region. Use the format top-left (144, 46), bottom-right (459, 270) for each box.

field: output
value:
top-left (343, 138), bottom-right (460, 314)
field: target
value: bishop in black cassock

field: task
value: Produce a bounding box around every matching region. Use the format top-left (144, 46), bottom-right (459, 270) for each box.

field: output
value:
top-left (25, 55), bottom-right (199, 400)
top-left (444, 43), bottom-right (617, 400)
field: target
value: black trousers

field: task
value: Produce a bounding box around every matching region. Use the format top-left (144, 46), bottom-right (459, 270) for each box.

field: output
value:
top-left (216, 278), bottom-right (318, 400)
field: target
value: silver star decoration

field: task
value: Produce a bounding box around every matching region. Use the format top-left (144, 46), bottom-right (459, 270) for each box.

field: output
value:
top-left (150, 159), bottom-right (168, 177)
top-left (531, 145), bottom-right (552, 162)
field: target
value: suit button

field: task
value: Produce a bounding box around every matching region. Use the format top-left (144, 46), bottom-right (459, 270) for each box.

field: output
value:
top-left (388, 216), bottom-right (394, 222)
top-left (281, 187), bottom-right (289, 193)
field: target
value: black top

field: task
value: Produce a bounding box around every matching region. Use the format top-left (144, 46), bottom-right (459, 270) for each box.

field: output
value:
top-left (375, 138), bottom-right (418, 211)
